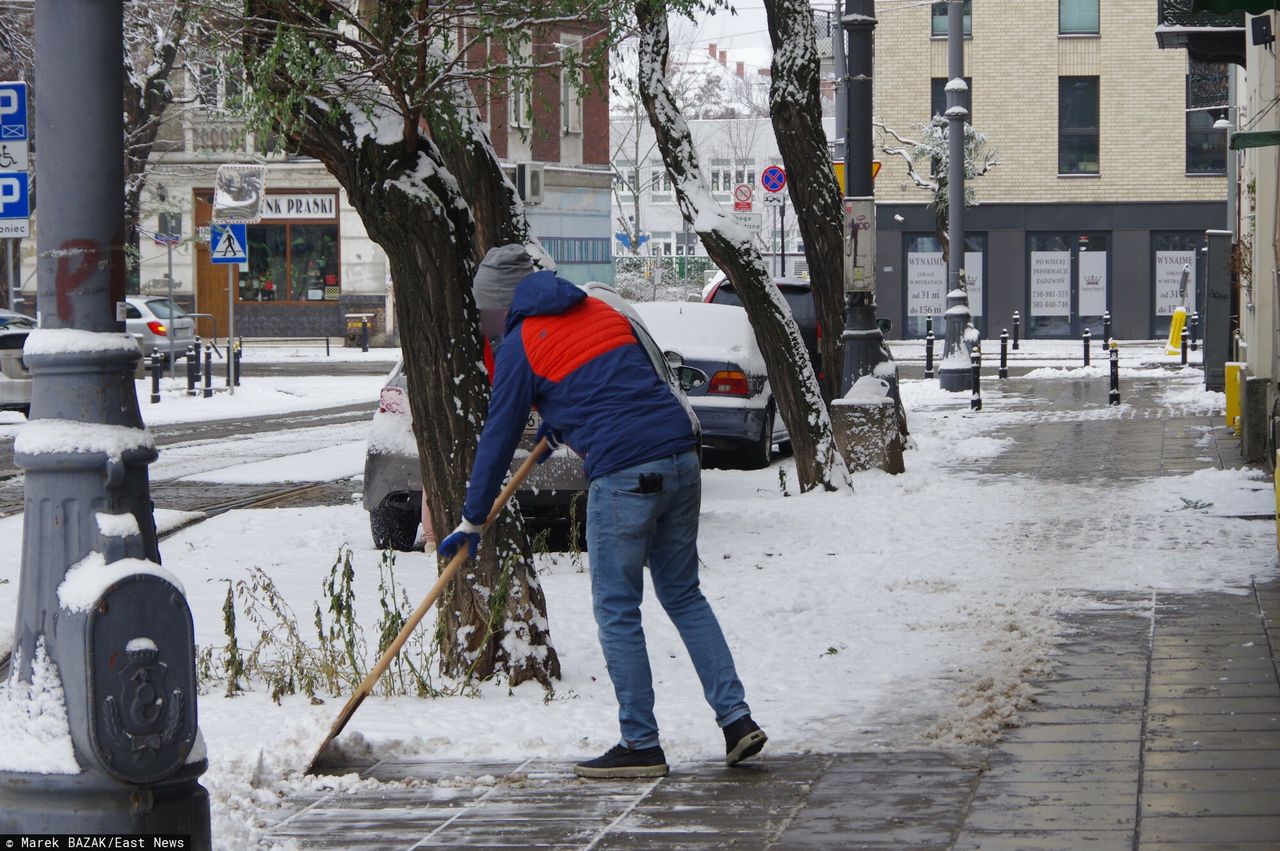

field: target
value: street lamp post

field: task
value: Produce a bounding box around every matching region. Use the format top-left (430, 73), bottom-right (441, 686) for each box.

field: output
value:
top-left (839, 0), bottom-right (889, 395)
top-left (0, 0), bottom-right (210, 842)
top-left (938, 0), bottom-right (974, 391)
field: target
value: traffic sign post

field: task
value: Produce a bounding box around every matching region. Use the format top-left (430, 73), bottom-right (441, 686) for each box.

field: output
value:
top-left (210, 223), bottom-right (248, 395)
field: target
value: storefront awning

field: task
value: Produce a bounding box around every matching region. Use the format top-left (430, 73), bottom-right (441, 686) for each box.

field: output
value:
top-left (1191, 0), bottom-right (1278, 12)
top-left (1230, 129), bottom-right (1280, 149)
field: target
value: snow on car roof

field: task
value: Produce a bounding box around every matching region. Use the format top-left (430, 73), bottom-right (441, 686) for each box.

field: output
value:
top-left (633, 301), bottom-right (766, 375)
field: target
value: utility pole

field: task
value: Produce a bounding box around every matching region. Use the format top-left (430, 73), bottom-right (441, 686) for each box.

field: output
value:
top-left (0, 1), bottom-right (211, 843)
top-left (839, 0), bottom-right (889, 394)
top-left (938, 0), bottom-right (974, 391)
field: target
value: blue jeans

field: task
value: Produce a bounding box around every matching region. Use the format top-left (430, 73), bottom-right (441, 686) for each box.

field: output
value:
top-left (586, 449), bottom-right (751, 749)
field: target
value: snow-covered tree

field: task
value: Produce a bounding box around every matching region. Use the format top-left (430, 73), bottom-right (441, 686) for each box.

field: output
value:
top-left (241, 0), bottom-right (634, 687)
top-left (634, 0), bottom-right (850, 493)
top-left (875, 116), bottom-right (1000, 262)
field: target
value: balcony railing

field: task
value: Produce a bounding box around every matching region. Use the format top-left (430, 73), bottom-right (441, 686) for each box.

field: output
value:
top-left (1156, 0), bottom-right (1246, 64)
top-left (1158, 0), bottom-right (1245, 28)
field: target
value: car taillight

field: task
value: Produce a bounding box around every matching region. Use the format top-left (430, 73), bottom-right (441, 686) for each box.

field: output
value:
top-left (146, 321), bottom-right (168, 336)
top-left (707, 370), bottom-right (750, 396)
top-left (704, 282), bottom-right (721, 303)
top-left (379, 385), bottom-right (407, 414)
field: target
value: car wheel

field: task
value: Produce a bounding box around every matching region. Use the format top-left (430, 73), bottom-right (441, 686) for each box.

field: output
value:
top-left (370, 497), bottom-right (420, 551)
top-left (738, 405), bottom-right (774, 470)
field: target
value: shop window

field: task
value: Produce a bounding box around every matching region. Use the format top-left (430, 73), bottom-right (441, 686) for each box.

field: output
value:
top-left (242, 222), bottom-right (340, 303)
top-left (1152, 232), bottom-right (1206, 339)
top-left (931, 1), bottom-right (971, 37)
top-left (1059, 0), bottom-right (1099, 35)
top-left (1186, 61), bottom-right (1229, 175)
top-left (903, 232), bottom-right (986, 338)
top-left (1026, 232), bottom-right (1109, 338)
top-left (1059, 76), bottom-right (1099, 175)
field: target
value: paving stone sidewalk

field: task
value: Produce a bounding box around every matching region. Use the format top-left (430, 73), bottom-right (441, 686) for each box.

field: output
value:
top-left (267, 374), bottom-right (1280, 849)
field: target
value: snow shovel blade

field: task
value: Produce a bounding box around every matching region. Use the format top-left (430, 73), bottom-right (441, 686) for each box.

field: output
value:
top-left (302, 438), bottom-right (550, 776)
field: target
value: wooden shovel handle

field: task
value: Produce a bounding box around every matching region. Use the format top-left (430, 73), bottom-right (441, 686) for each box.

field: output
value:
top-left (305, 437), bottom-right (550, 772)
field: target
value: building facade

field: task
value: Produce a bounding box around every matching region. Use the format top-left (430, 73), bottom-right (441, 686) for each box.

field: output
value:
top-left (874, 0), bottom-right (1228, 340)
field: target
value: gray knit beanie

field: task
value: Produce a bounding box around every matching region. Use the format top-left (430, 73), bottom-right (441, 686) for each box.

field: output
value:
top-left (473, 244), bottom-right (536, 311)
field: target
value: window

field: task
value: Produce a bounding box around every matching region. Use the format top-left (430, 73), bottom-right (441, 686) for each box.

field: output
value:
top-left (1152, 232), bottom-right (1205, 337)
top-left (509, 42), bottom-right (531, 129)
top-left (709, 159), bottom-right (732, 194)
top-left (1059, 0), bottom-right (1099, 35)
top-left (195, 53), bottom-right (243, 113)
top-left (559, 35), bottom-right (583, 134)
top-left (1059, 76), bottom-right (1099, 175)
top-left (241, 223), bottom-right (340, 303)
top-left (614, 161), bottom-right (637, 195)
top-left (1186, 61), bottom-right (1229, 175)
top-left (1026, 232), bottom-right (1109, 338)
top-left (931, 1), bottom-right (971, 37)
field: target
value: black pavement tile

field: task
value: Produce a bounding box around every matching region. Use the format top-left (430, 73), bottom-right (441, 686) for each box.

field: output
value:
top-left (978, 760), bottom-right (1140, 786)
top-left (963, 804), bottom-right (1135, 832)
top-left (1041, 678), bottom-right (1147, 694)
top-left (972, 781), bottom-right (1136, 809)
top-left (1148, 668), bottom-right (1277, 687)
top-left (1016, 707), bottom-right (1145, 725)
top-left (1001, 722), bottom-right (1142, 744)
top-left (1145, 730), bottom-right (1280, 752)
top-left (1138, 815), bottom-right (1280, 844)
top-left (1147, 697), bottom-right (1280, 716)
top-left (1147, 713), bottom-right (1280, 734)
top-left (993, 741), bottom-right (1139, 763)
top-left (1142, 789), bottom-right (1280, 817)
top-left (1144, 768), bottom-right (1280, 793)
top-left (1149, 682), bottom-right (1280, 699)
top-left (951, 829), bottom-right (1134, 850)
top-left (1142, 749), bottom-right (1280, 771)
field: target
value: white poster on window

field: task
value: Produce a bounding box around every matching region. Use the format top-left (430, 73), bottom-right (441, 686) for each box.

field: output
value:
top-left (963, 251), bottom-right (983, 316)
top-left (1155, 251), bottom-right (1196, 316)
top-left (1030, 251), bottom-right (1071, 316)
top-left (1078, 250), bottom-right (1107, 316)
top-left (906, 252), bottom-right (946, 317)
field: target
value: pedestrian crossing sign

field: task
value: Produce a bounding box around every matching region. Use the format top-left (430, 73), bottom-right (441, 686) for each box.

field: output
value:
top-left (210, 222), bottom-right (248, 264)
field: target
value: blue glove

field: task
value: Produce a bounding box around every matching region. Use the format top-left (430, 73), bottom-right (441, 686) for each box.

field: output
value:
top-left (438, 519), bottom-right (481, 560)
top-left (534, 421), bottom-right (563, 464)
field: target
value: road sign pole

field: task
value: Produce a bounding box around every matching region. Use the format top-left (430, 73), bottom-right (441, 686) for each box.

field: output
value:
top-left (167, 240), bottom-right (175, 373)
top-left (227, 265), bottom-right (235, 395)
top-left (5, 238), bottom-right (13, 311)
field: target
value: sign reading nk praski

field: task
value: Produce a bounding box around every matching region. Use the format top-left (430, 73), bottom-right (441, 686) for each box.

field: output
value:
top-left (260, 193), bottom-right (337, 221)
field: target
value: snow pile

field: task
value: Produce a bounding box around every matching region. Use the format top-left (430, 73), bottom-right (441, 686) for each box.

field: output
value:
top-left (0, 638), bottom-right (80, 774)
top-left (96, 512), bottom-right (141, 539)
top-left (58, 552), bottom-right (186, 613)
top-left (24, 329), bottom-right (141, 357)
top-left (634, 302), bottom-right (768, 375)
top-left (366, 409), bottom-right (418, 458)
top-left (15, 420), bottom-right (155, 462)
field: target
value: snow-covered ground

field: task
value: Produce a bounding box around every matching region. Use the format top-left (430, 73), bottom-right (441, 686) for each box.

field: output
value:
top-left (0, 346), bottom-right (1271, 849)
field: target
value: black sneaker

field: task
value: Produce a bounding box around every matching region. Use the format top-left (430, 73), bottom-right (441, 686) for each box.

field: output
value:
top-left (724, 716), bottom-right (767, 766)
top-left (574, 744), bottom-right (669, 779)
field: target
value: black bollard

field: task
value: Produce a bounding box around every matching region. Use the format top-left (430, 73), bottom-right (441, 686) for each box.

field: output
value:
top-left (149, 348), bottom-right (161, 404)
top-left (1102, 310), bottom-right (1112, 350)
top-left (1180, 326), bottom-right (1189, 366)
top-left (999, 329), bottom-right (1009, 379)
top-left (203, 343), bottom-right (213, 399)
top-left (925, 329), bottom-right (935, 379)
top-left (234, 337), bottom-right (242, 387)
top-left (1109, 341), bottom-right (1120, 406)
top-left (925, 315), bottom-right (934, 338)
top-left (1083, 328), bottom-right (1091, 367)
top-left (1012, 310), bottom-right (1021, 350)
top-left (970, 347), bottom-right (982, 411)
top-left (185, 344), bottom-right (197, 396)
top-left (192, 336), bottom-right (202, 388)
top-left (361, 318), bottom-right (370, 353)
top-left (1190, 311), bottom-right (1200, 352)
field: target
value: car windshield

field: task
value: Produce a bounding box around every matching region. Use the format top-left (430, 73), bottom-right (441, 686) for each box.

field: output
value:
top-left (710, 283), bottom-right (815, 328)
top-left (144, 299), bottom-right (188, 319)
top-left (0, 313), bottom-right (35, 330)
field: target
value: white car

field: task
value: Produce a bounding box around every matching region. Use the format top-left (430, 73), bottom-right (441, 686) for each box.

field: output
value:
top-left (0, 308), bottom-right (34, 417)
top-left (124, 296), bottom-right (197, 362)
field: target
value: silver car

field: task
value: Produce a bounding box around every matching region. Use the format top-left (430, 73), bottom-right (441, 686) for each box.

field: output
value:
top-left (0, 308), bottom-right (34, 417)
top-left (125, 296), bottom-right (197, 362)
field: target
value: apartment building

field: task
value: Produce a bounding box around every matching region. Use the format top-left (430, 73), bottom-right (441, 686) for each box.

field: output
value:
top-left (874, 0), bottom-right (1228, 340)
top-left (16, 24), bottom-right (612, 342)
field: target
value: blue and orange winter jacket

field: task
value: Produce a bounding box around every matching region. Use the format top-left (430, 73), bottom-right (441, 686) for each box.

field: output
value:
top-left (461, 270), bottom-right (697, 525)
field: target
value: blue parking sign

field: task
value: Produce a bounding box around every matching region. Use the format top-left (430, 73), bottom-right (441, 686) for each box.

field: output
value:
top-left (0, 82), bottom-right (28, 142)
top-left (0, 172), bottom-right (29, 219)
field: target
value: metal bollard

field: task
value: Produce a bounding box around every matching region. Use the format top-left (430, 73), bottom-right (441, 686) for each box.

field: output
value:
top-left (1012, 310), bottom-right (1021, 350)
top-left (1102, 311), bottom-right (1112, 350)
top-left (149, 348), bottom-right (162, 404)
top-left (185, 345), bottom-right (197, 396)
top-left (1083, 328), bottom-right (1091, 367)
top-left (1190, 311), bottom-right (1200, 352)
top-left (203, 344), bottom-right (213, 399)
top-left (361, 318), bottom-right (370, 353)
top-left (999, 329), bottom-right (1009, 379)
top-left (925, 329), bottom-right (935, 379)
top-left (325, 336), bottom-right (331, 357)
top-left (925, 315), bottom-right (934, 338)
top-left (970, 347), bottom-right (982, 411)
top-left (1108, 341), bottom-right (1120, 406)
top-left (234, 337), bottom-right (242, 387)
top-left (1180, 326), bottom-right (1189, 366)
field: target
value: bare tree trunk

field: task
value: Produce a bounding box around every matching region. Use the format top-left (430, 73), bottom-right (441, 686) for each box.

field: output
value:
top-left (763, 0), bottom-right (845, 404)
top-left (635, 1), bottom-right (849, 493)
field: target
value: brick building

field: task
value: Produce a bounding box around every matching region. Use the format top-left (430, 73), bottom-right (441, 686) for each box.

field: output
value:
top-left (873, 0), bottom-right (1228, 340)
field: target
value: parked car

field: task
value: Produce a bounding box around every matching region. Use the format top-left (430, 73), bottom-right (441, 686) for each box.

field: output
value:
top-left (0, 308), bottom-right (35, 418)
top-left (124, 296), bottom-right (197, 362)
top-left (704, 275), bottom-right (820, 375)
top-left (363, 283), bottom-right (693, 551)
top-left (633, 301), bottom-right (788, 470)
